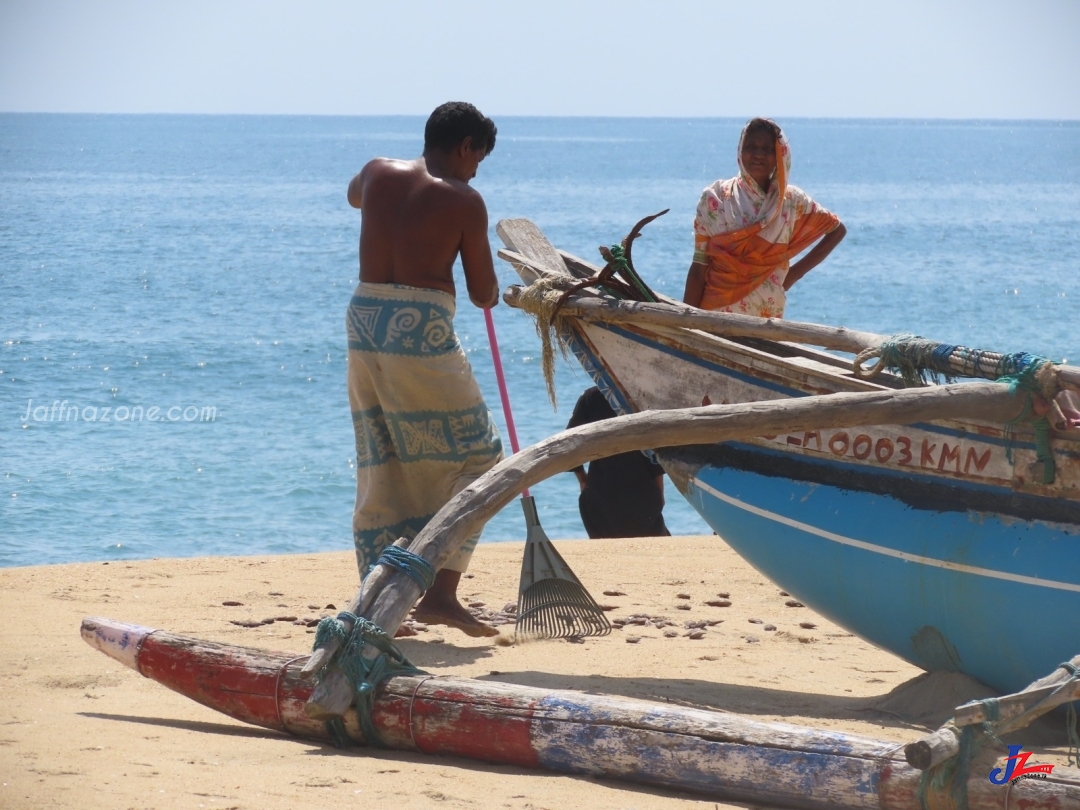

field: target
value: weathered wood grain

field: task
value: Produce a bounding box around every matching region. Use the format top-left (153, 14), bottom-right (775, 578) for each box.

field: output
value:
top-left (494, 219), bottom-right (566, 277)
top-left (955, 681), bottom-right (1080, 728)
top-left (299, 536), bottom-right (410, 678)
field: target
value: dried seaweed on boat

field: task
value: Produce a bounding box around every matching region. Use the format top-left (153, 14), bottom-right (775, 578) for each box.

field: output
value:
top-left (512, 275), bottom-right (580, 409)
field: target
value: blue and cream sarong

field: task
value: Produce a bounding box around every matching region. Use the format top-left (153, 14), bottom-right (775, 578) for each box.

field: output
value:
top-left (347, 282), bottom-right (503, 579)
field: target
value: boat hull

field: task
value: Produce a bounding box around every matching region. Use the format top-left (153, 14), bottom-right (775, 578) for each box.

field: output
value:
top-left (504, 261), bottom-right (1080, 694)
top-left (681, 457), bottom-right (1080, 694)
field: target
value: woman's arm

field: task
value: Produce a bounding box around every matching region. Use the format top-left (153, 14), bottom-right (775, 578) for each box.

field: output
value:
top-left (683, 261), bottom-right (708, 307)
top-left (784, 222), bottom-right (846, 290)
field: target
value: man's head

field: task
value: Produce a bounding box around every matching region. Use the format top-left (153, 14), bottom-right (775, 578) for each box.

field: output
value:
top-left (424, 102), bottom-right (497, 157)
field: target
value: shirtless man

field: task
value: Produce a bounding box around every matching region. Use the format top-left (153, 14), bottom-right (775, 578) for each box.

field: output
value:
top-left (345, 102), bottom-right (501, 636)
top-left (347, 105), bottom-right (498, 309)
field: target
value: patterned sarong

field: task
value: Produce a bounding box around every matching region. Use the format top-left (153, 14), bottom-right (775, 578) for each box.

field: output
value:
top-left (347, 282), bottom-right (503, 578)
top-left (693, 119), bottom-right (840, 317)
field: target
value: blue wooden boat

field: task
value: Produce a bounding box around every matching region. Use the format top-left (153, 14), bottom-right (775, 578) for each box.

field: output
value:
top-left (497, 219), bottom-right (1080, 696)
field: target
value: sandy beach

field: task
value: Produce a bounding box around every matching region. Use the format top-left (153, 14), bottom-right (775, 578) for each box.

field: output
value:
top-left (2, 534), bottom-right (1074, 810)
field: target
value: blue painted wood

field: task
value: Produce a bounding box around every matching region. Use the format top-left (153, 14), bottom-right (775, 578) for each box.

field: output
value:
top-left (686, 462), bottom-right (1080, 694)
top-left (529, 693), bottom-right (885, 810)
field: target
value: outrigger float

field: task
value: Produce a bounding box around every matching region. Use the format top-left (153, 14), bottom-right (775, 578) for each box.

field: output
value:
top-left (82, 617), bottom-right (1080, 809)
top-left (81, 218), bottom-right (1080, 807)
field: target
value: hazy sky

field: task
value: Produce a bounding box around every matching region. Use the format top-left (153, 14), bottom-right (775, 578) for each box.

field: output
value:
top-left (2, 0), bottom-right (1078, 118)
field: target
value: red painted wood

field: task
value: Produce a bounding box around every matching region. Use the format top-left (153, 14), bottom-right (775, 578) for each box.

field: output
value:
top-left (411, 685), bottom-right (539, 767)
top-left (137, 633), bottom-right (292, 731)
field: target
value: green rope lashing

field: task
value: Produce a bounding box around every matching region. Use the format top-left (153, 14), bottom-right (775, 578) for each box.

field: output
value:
top-left (870, 335), bottom-right (1059, 485)
top-left (375, 545), bottom-right (437, 592)
top-left (1032, 418), bottom-right (1056, 485)
top-left (999, 354), bottom-right (1057, 484)
top-left (871, 333), bottom-right (948, 387)
top-left (311, 611), bottom-right (426, 749)
top-left (1067, 703), bottom-right (1080, 768)
top-left (916, 725), bottom-right (978, 810)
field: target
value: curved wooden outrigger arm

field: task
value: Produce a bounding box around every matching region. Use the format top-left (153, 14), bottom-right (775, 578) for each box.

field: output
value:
top-left (303, 383), bottom-right (1028, 718)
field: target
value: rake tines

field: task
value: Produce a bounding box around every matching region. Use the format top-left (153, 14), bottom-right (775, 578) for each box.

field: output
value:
top-left (515, 495), bottom-right (611, 641)
top-left (517, 578), bottom-right (611, 640)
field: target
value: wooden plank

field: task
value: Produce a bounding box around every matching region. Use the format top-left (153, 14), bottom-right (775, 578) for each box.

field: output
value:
top-left (494, 219), bottom-right (568, 276)
top-left (555, 249), bottom-right (601, 280)
top-left (954, 680), bottom-right (1080, 727)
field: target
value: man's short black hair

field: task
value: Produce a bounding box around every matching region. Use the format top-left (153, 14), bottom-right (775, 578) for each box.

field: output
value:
top-left (424, 102), bottom-right (497, 156)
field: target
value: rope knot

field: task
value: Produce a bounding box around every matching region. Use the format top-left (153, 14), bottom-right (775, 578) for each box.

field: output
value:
top-left (309, 612), bottom-right (426, 749)
top-left (376, 545), bottom-right (436, 592)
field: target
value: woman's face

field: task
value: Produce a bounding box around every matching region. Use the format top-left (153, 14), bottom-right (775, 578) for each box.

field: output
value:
top-left (741, 130), bottom-right (777, 191)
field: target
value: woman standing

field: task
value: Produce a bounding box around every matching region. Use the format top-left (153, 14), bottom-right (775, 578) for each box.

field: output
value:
top-left (683, 118), bottom-right (846, 316)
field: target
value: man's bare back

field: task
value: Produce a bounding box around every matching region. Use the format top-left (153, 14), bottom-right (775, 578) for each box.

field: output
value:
top-left (348, 149), bottom-right (498, 308)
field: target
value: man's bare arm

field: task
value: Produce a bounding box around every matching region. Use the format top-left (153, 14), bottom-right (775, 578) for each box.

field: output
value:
top-left (348, 162), bottom-right (376, 209)
top-left (347, 172), bottom-right (365, 209)
top-left (459, 195), bottom-right (499, 308)
top-left (570, 465), bottom-right (588, 492)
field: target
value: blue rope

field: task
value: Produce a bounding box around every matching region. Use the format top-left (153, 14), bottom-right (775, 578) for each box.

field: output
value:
top-left (375, 545), bottom-right (437, 592)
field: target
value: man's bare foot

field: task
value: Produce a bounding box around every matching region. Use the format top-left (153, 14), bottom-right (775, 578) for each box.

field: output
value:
top-left (413, 568), bottom-right (499, 638)
top-left (412, 606), bottom-right (499, 638)
top-left (394, 623), bottom-right (418, 638)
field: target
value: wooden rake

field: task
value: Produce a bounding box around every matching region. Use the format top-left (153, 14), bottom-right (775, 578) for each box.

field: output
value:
top-left (482, 307), bottom-right (610, 640)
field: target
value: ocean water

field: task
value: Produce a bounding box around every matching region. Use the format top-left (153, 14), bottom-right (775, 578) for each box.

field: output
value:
top-left (2, 114), bottom-right (1078, 568)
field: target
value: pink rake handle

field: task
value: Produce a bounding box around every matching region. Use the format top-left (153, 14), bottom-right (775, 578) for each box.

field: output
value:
top-left (483, 307), bottom-right (530, 498)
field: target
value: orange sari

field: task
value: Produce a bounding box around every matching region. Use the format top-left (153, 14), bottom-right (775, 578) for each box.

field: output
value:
top-left (693, 121), bottom-right (839, 315)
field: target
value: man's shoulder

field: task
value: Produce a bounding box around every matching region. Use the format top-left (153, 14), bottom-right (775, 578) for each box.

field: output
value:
top-left (440, 176), bottom-right (486, 204)
top-left (363, 156), bottom-right (417, 178)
